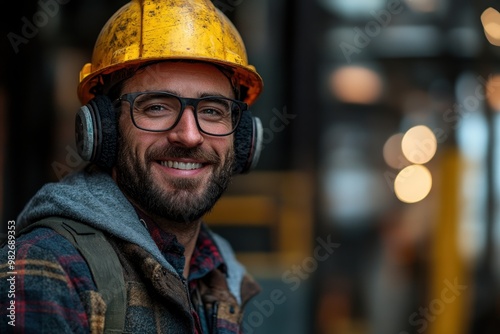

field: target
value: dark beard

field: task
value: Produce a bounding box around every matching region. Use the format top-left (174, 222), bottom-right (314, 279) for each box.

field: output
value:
top-left (115, 141), bottom-right (234, 224)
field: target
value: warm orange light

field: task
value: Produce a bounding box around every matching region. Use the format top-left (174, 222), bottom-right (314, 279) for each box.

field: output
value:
top-left (401, 125), bottom-right (437, 164)
top-left (481, 7), bottom-right (500, 46)
top-left (330, 66), bottom-right (383, 105)
top-left (394, 164), bottom-right (432, 203)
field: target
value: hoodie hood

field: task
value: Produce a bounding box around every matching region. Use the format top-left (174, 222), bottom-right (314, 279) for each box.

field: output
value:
top-left (17, 165), bottom-right (246, 304)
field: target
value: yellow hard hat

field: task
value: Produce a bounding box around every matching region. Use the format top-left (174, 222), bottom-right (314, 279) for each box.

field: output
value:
top-left (77, 0), bottom-right (263, 106)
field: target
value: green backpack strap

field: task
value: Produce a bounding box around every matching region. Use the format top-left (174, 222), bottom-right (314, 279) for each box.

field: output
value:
top-left (22, 217), bottom-right (126, 334)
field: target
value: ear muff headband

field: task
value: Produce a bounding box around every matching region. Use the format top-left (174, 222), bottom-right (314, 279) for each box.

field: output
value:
top-left (75, 96), bottom-right (262, 173)
top-left (248, 116), bottom-right (263, 171)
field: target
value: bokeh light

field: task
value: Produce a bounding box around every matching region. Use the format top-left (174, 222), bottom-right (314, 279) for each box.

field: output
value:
top-left (404, 0), bottom-right (438, 13)
top-left (394, 164), bottom-right (433, 203)
top-left (481, 7), bottom-right (500, 46)
top-left (486, 74), bottom-right (500, 110)
top-left (329, 66), bottom-right (383, 105)
top-left (383, 133), bottom-right (411, 169)
top-left (401, 125), bottom-right (437, 164)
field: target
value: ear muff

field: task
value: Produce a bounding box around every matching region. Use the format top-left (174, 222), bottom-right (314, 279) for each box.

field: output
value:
top-left (233, 110), bottom-right (263, 174)
top-left (75, 95), bottom-right (118, 169)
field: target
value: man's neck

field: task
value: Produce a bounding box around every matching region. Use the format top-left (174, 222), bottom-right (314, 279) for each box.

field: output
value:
top-left (128, 197), bottom-right (202, 279)
top-left (153, 215), bottom-right (202, 279)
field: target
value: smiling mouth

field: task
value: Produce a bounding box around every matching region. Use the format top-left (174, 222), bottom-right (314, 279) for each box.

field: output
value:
top-left (159, 160), bottom-right (204, 170)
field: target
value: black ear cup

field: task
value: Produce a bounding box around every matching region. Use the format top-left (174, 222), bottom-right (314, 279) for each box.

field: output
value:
top-left (75, 95), bottom-right (118, 169)
top-left (233, 110), bottom-right (263, 174)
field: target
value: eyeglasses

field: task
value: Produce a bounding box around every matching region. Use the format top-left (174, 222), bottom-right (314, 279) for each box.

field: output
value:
top-left (115, 91), bottom-right (248, 136)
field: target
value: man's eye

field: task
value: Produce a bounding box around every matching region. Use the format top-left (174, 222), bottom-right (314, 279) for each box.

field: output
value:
top-left (143, 104), bottom-right (167, 113)
top-left (200, 107), bottom-right (223, 115)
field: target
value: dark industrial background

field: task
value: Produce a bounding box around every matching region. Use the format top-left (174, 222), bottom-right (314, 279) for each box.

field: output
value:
top-left (2, 0), bottom-right (500, 333)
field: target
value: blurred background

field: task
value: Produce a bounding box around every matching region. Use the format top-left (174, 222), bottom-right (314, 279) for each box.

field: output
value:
top-left (2, 0), bottom-right (500, 333)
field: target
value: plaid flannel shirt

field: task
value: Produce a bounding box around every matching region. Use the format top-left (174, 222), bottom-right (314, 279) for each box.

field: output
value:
top-left (0, 218), bottom-right (257, 333)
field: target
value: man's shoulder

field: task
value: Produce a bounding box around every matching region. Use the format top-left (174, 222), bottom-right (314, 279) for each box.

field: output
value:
top-left (7, 224), bottom-right (79, 257)
top-left (0, 225), bottom-right (96, 333)
top-left (1, 224), bottom-right (96, 290)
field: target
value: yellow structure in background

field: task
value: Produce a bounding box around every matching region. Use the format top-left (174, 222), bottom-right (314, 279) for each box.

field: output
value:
top-left (205, 171), bottom-right (314, 277)
top-left (428, 147), bottom-right (470, 334)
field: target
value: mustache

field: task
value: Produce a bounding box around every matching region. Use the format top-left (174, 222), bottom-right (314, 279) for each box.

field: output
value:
top-left (146, 146), bottom-right (221, 164)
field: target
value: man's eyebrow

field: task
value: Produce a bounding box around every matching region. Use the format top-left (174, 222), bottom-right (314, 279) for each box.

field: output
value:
top-left (143, 89), bottom-right (181, 96)
top-left (135, 90), bottom-right (232, 99)
top-left (199, 92), bottom-right (233, 99)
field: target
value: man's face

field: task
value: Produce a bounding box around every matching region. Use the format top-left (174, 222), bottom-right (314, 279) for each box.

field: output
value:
top-left (113, 61), bottom-right (235, 224)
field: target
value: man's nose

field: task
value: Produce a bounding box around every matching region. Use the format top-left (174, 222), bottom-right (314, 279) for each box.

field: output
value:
top-left (165, 108), bottom-right (204, 147)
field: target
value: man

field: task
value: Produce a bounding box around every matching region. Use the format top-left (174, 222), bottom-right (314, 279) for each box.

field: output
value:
top-left (0, 0), bottom-right (264, 332)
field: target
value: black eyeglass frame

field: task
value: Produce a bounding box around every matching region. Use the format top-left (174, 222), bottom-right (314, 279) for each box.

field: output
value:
top-left (114, 91), bottom-right (248, 137)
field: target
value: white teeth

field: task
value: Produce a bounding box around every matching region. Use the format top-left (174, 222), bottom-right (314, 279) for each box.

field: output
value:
top-left (160, 161), bottom-right (203, 170)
